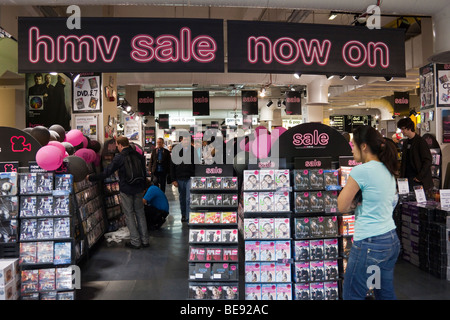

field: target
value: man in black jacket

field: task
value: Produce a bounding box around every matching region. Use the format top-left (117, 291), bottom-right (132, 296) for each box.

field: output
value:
top-left (397, 118), bottom-right (433, 193)
top-left (89, 136), bottom-right (149, 249)
top-left (149, 138), bottom-right (171, 192)
top-left (170, 135), bottom-right (198, 222)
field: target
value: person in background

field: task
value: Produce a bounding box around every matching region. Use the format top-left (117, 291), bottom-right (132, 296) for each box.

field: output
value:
top-left (397, 117), bottom-right (433, 193)
top-left (149, 138), bottom-right (171, 192)
top-left (170, 135), bottom-right (198, 222)
top-left (89, 136), bottom-right (149, 249)
top-left (143, 182), bottom-right (170, 230)
top-left (337, 125), bottom-right (400, 300)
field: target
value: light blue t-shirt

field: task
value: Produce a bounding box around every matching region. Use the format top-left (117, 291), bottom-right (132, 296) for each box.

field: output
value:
top-left (349, 161), bottom-right (398, 241)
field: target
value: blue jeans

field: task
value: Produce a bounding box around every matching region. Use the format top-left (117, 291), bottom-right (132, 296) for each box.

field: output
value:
top-left (343, 229), bottom-right (400, 300)
top-left (120, 191), bottom-right (149, 246)
top-left (177, 179), bottom-right (191, 220)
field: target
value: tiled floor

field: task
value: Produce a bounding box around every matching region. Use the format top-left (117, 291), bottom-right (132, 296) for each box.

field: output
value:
top-left (77, 185), bottom-right (450, 300)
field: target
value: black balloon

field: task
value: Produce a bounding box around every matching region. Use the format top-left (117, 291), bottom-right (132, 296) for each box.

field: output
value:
top-left (88, 140), bottom-right (101, 153)
top-left (49, 130), bottom-right (60, 141)
top-left (49, 124), bottom-right (66, 142)
top-left (30, 126), bottom-right (50, 146)
top-left (22, 127), bottom-right (33, 134)
top-left (62, 142), bottom-right (75, 155)
top-left (65, 155), bottom-right (89, 182)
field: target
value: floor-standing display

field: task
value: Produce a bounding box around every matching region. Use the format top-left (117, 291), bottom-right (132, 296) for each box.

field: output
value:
top-left (187, 165), bottom-right (239, 300)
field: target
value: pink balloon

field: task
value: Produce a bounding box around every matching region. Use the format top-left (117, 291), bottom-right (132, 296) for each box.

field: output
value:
top-left (86, 149), bottom-right (97, 162)
top-left (65, 129), bottom-right (84, 146)
top-left (254, 126), bottom-right (268, 137)
top-left (36, 145), bottom-right (64, 171)
top-left (82, 136), bottom-right (88, 148)
top-left (75, 148), bottom-right (95, 163)
top-left (47, 141), bottom-right (66, 157)
top-left (251, 133), bottom-right (272, 159)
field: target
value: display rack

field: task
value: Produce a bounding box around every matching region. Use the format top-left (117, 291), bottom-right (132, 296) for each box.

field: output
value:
top-left (242, 169), bottom-right (294, 300)
top-left (187, 165), bottom-right (240, 300)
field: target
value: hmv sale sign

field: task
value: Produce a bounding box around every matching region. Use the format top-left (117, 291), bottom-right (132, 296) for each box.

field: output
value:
top-left (227, 20), bottom-right (406, 77)
top-left (18, 17), bottom-right (224, 73)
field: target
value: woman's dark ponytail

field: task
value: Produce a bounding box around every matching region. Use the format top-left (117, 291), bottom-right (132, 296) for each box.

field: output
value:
top-left (352, 126), bottom-right (399, 177)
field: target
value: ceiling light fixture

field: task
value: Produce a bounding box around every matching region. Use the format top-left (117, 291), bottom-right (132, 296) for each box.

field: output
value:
top-left (294, 73), bottom-right (301, 79)
top-left (326, 75), bottom-right (334, 80)
top-left (266, 100), bottom-right (273, 107)
top-left (384, 76), bottom-right (393, 82)
top-left (352, 75), bottom-right (360, 81)
top-left (328, 12), bottom-right (338, 20)
top-left (339, 75), bottom-right (346, 80)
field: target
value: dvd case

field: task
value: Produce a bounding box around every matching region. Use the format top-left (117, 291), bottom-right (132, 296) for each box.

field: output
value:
top-left (243, 192), bottom-right (259, 212)
top-left (309, 191), bottom-right (324, 213)
top-left (295, 218), bottom-right (310, 239)
top-left (295, 262), bottom-right (310, 283)
top-left (245, 284), bottom-right (261, 300)
top-left (188, 284), bottom-right (208, 299)
top-left (19, 173), bottom-right (37, 194)
top-left (53, 195), bottom-right (70, 216)
top-left (36, 172), bottom-right (54, 194)
top-left (294, 240), bottom-right (310, 261)
top-left (261, 283), bottom-right (276, 300)
top-left (258, 192), bottom-right (274, 212)
top-left (221, 194), bottom-right (238, 206)
top-left (207, 285), bottom-right (223, 300)
top-left (309, 217), bottom-right (325, 238)
top-left (189, 212), bottom-right (205, 224)
top-left (244, 218), bottom-right (259, 239)
top-left (243, 170), bottom-right (260, 190)
top-left (39, 268), bottom-right (56, 291)
top-left (274, 170), bottom-right (290, 188)
top-left (206, 248), bottom-right (222, 261)
top-left (273, 192), bottom-right (290, 211)
top-left (245, 262), bottom-right (260, 282)
top-left (223, 285), bottom-right (239, 300)
top-left (206, 177), bottom-right (222, 189)
top-left (276, 283), bottom-right (292, 300)
top-left (294, 192), bottom-right (310, 213)
top-left (37, 196), bottom-right (53, 216)
top-left (294, 169), bottom-right (309, 190)
top-left (259, 170), bottom-right (276, 190)
top-left (37, 218), bottom-right (54, 239)
top-left (324, 281), bottom-right (339, 300)
top-left (205, 230), bottom-right (221, 243)
top-left (222, 229), bottom-right (238, 242)
top-left (189, 247), bottom-right (206, 261)
top-left (275, 218), bottom-right (290, 239)
top-left (260, 262), bottom-right (275, 283)
top-left (211, 263), bottom-right (229, 280)
top-left (37, 241), bottom-right (54, 263)
top-left (310, 239), bottom-right (324, 260)
top-left (20, 218), bottom-right (37, 241)
top-left (275, 263), bottom-right (291, 282)
top-left (54, 217), bottom-right (71, 238)
top-left (55, 267), bottom-right (73, 291)
top-left (310, 261), bottom-right (324, 282)
top-left (189, 229), bottom-right (205, 243)
top-left (260, 241), bottom-right (276, 262)
top-left (222, 177), bottom-right (238, 190)
top-left (21, 269), bottom-right (39, 293)
top-left (324, 260), bottom-right (339, 281)
top-left (221, 212), bottom-right (237, 224)
top-left (324, 191), bottom-right (338, 213)
top-left (324, 216), bottom-right (338, 237)
top-left (0, 196), bottom-right (18, 220)
top-left (20, 196), bottom-right (37, 217)
top-left (295, 283), bottom-right (310, 300)
top-left (308, 169), bottom-right (324, 190)
top-left (223, 248), bottom-right (238, 261)
top-left (324, 238), bottom-right (339, 259)
top-left (20, 242), bottom-right (37, 264)
top-left (0, 172), bottom-right (18, 196)
top-left (245, 241), bottom-right (260, 261)
top-left (323, 170), bottom-right (340, 190)
top-left (54, 174), bottom-right (73, 193)
top-left (54, 242), bottom-right (72, 265)
top-left (259, 218), bottom-right (275, 239)
top-left (275, 240), bottom-right (291, 260)
top-left (190, 177), bottom-right (206, 189)
top-left (194, 263), bottom-right (212, 280)
top-left (310, 282), bottom-right (324, 300)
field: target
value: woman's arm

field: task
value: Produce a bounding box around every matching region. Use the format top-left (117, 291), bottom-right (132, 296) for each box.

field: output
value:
top-left (337, 176), bottom-right (360, 213)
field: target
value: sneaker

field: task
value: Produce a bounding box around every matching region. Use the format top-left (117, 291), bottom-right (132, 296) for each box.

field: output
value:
top-left (125, 242), bottom-right (141, 249)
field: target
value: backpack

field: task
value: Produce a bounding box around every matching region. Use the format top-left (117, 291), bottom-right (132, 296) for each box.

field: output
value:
top-left (123, 150), bottom-right (146, 185)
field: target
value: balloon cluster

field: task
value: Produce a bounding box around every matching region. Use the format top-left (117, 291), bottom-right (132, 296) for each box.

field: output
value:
top-left (26, 125), bottom-right (102, 182)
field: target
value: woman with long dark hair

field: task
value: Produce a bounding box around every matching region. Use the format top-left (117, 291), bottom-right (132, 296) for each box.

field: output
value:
top-left (337, 125), bottom-right (400, 300)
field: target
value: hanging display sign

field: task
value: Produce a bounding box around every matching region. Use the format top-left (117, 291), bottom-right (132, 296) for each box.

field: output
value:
top-left (241, 90), bottom-right (258, 116)
top-left (0, 127), bottom-right (41, 167)
top-left (393, 91), bottom-right (410, 116)
top-left (227, 20), bottom-right (405, 77)
top-left (192, 91), bottom-right (210, 116)
top-left (138, 91), bottom-right (155, 116)
top-left (419, 63), bottom-right (435, 110)
top-left (285, 91), bottom-right (302, 115)
top-left (329, 115), bottom-right (346, 132)
top-left (158, 114), bottom-right (169, 129)
top-left (18, 17), bottom-right (224, 73)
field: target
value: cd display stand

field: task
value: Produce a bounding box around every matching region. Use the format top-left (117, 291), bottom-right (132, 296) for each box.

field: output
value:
top-left (16, 171), bottom-right (76, 300)
top-left (242, 169), bottom-right (294, 300)
top-left (187, 165), bottom-right (240, 300)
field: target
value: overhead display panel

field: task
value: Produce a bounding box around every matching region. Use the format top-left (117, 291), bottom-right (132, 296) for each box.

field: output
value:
top-left (18, 17), bottom-right (224, 73)
top-left (227, 20), bottom-right (406, 77)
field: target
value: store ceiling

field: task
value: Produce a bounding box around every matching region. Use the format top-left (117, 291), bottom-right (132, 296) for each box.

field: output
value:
top-left (1, 2), bottom-right (433, 109)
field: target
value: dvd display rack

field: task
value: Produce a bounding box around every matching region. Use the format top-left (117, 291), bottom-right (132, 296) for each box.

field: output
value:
top-left (0, 172), bottom-right (19, 258)
top-left (187, 171), bottom-right (240, 300)
top-left (15, 171), bottom-right (76, 300)
top-left (292, 167), bottom-right (343, 300)
top-left (242, 169), bottom-right (294, 300)
top-left (102, 171), bottom-right (125, 231)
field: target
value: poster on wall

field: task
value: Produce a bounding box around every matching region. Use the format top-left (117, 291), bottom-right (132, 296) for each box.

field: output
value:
top-left (25, 72), bottom-right (72, 130)
top-left (73, 73), bottom-right (102, 113)
top-left (436, 64), bottom-right (450, 107)
top-left (419, 64), bottom-right (435, 110)
top-left (442, 110), bottom-right (450, 143)
top-left (124, 115), bottom-right (140, 141)
top-left (74, 115), bottom-right (98, 140)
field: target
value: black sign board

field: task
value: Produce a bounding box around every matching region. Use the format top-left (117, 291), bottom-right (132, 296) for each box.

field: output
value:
top-left (18, 17), bottom-right (224, 73)
top-left (241, 90), bottom-right (258, 115)
top-left (329, 115), bottom-right (346, 132)
top-left (0, 127), bottom-right (41, 167)
top-left (393, 92), bottom-right (410, 116)
top-left (192, 91), bottom-right (210, 116)
top-left (158, 114), bottom-right (169, 130)
top-left (0, 161), bottom-right (19, 173)
top-left (227, 20), bottom-right (405, 77)
top-left (285, 91), bottom-right (302, 115)
top-left (195, 164), bottom-right (234, 176)
top-left (138, 91), bottom-right (155, 116)
top-left (338, 156), bottom-right (362, 167)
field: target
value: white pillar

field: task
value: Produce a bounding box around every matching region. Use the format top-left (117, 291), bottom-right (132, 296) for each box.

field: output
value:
top-left (305, 77), bottom-right (329, 123)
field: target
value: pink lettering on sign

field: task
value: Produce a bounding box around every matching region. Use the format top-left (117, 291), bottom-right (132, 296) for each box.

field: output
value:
top-left (130, 27), bottom-right (217, 64)
top-left (342, 41), bottom-right (389, 68)
top-left (138, 97), bottom-right (154, 104)
top-left (11, 136), bottom-right (32, 152)
top-left (242, 96), bottom-right (258, 103)
top-left (193, 97), bottom-right (209, 103)
top-left (304, 160), bottom-right (322, 167)
top-left (292, 130), bottom-right (329, 147)
top-left (206, 167), bottom-right (223, 174)
top-left (394, 98), bottom-right (409, 104)
top-left (29, 27), bottom-right (120, 64)
top-left (248, 36), bottom-right (331, 66)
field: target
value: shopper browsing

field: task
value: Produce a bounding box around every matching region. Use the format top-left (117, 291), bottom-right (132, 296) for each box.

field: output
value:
top-left (397, 117), bottom-right (433, 193)
top-left (149, 138), bottom-right (172, 192)
top-left (337, 125), bottom-right (400, 300)
top-left (143, 183), bottom-right (170, 230)
top-left (89, 136), bottom-right (149, 249)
